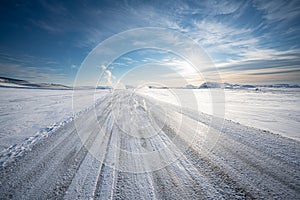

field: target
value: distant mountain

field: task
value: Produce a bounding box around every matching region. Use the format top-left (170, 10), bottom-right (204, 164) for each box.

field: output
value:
top-left (259, 84), bottom-right (300, 88)
top-left (146, 82), bottom-right (300, 90)
top-left (198, 82), bottom-right (300, 89)
top-left (185, 84), bottom-right (198, 89)
top-left (199, 82), bottom-right (224, 89)
top-left (0, 77), bottom-right (71, 89)
top-left (148, 85), bottom-right (169, 89)
top-left (96, 85), bottom-right (113, 89)
top-left (125, 85), bottom-right (135, 89)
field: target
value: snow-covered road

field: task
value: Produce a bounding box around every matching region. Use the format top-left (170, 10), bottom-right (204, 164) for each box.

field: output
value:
top-left (0, 90), bottom-right (299, 199)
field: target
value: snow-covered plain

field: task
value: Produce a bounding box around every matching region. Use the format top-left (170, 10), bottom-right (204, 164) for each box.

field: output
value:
top-left (0, 88), bottom-right (108, 152)
top-left (0, 87), bottom-right (299, 159)
top-left (140, 88), bottom-right (300, 141)
top-left (0, 88), bottom-right (299, 199)
top-left (0, 90), bottom-right (300, 199)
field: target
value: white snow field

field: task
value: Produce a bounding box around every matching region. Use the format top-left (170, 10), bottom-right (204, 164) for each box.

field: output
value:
top-left (0, 88), bottom-right (299, 199)
top-left (141, 88), bottom-right (300, 141)
top-left (0, 88), bottom-right (109, 152)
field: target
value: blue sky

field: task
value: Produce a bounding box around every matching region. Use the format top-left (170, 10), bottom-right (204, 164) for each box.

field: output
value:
top-left (0, 0), bottom-right (300, 86)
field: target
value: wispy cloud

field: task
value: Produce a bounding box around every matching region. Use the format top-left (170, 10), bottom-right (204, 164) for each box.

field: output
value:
top-left (70, 64), bottom-right (77, 69)
top-left (216, 49), bottom-right (300, 69)
top-left (248, 68), bottom-right (300, 76)
top-left (203, 0), bottom-right (243, 15)
top-left (31, 19), bottom-right (63, 33)
top-left (0, 53), bottom-right (69, 84)
top-left (253, 0), bottom-right (300, 22)
top-left (0, 62), bottom-right (67, 84)
top-left (0, 52), bottom-right (58, 68)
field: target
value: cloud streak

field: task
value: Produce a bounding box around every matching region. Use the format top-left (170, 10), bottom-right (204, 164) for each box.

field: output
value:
top-left (0, 62), bottom-right (67, 84)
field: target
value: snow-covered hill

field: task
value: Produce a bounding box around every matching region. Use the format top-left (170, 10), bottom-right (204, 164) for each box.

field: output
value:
top-left (0, 77), bottom-right (71, 89)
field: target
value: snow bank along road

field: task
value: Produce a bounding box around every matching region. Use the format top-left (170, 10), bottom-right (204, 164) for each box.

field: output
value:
top-left (0, 90), bottom-right (299, 199)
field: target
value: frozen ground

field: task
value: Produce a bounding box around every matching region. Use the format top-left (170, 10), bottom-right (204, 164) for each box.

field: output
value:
top-left (0, 88), bottom-right (299, 199)
top-left (0, 88), bottom-right (108, 151)
top-left (140, 88), bottom-right (300, 141)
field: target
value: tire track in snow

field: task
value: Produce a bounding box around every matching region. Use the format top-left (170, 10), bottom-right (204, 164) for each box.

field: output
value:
top-left (94, 127), bottom-right (118, 199)
top-left (63, 111), bottom-right (114, 199)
